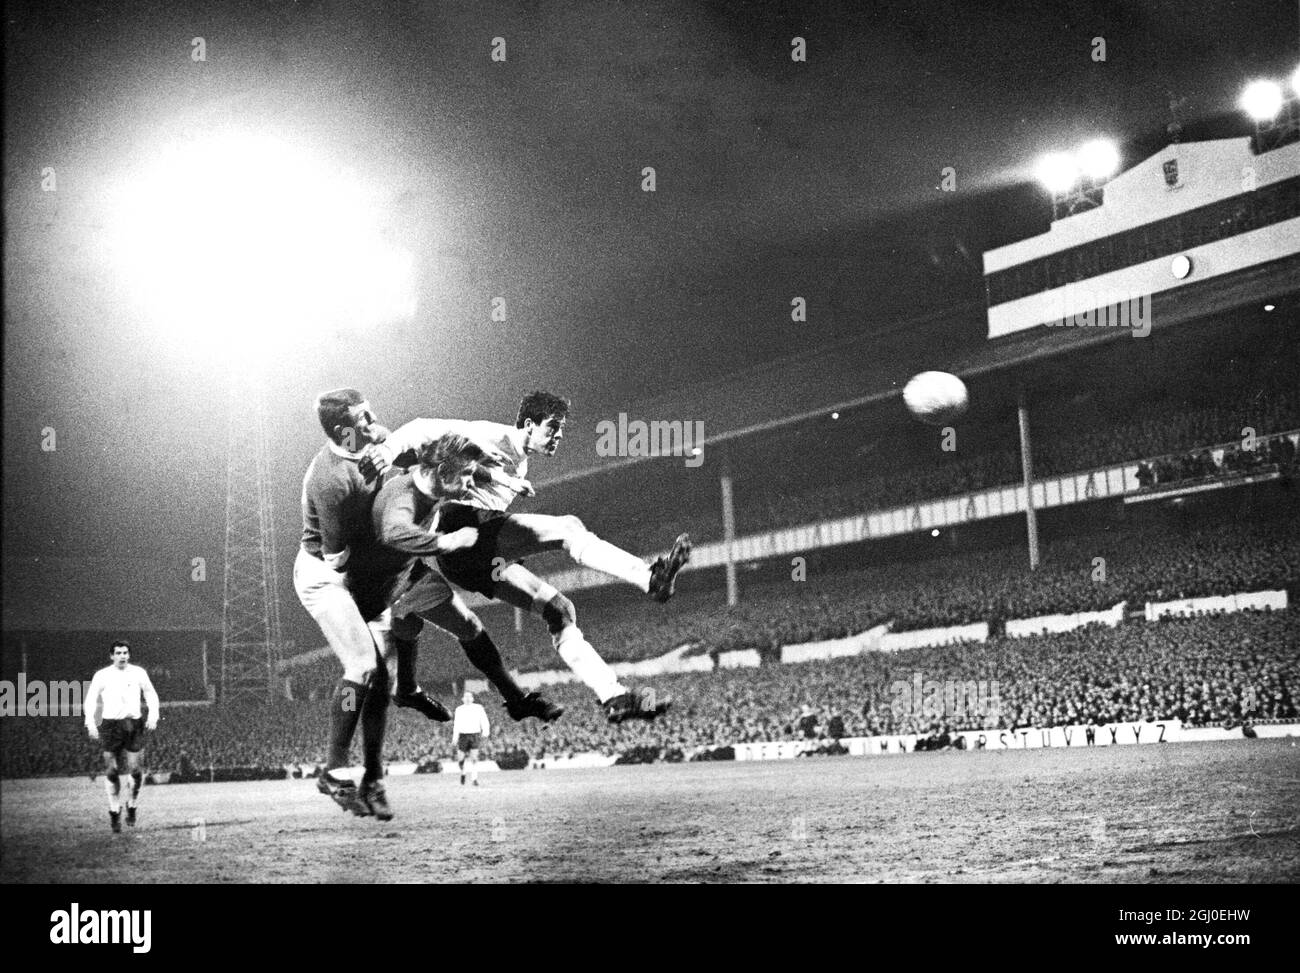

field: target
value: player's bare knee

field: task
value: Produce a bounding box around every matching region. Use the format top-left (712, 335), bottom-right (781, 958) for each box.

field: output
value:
top-left (559, 515), bottom-right (588, 548)
top-left (343, 658), bottom-right (377, 685)
top-left (541, 592), bottom-right (577, 634)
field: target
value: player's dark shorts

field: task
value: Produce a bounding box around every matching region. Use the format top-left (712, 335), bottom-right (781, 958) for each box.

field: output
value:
top-left (434, 503), bottom-right (515, 597)
top-left (457, 733), bottom-right (482, 752)
top-left (99, 718), bottom-right (145, 753)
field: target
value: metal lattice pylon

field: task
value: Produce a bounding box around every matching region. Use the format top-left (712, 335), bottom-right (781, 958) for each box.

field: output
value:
top-left (220, 370), bottom-right (284, 702)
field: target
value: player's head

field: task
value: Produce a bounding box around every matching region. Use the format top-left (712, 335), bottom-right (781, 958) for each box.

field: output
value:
top-left (516, 391), bottom-right (569, 456)
top-left (462, 690), bottom-right (474, 705)
top-left (420, 434), bottom-right (488, 498)
top-left (110, 640), bottom-right (130, 668)
top-left (315, 388), bottom-right (384, 451)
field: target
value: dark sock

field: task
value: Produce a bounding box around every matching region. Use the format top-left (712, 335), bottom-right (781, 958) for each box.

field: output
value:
top-left (394, 637), bottom-right (419, 696)
top-left (360, 666), bottom-right (390, 783)
top-left (460, 631), bottom-right (525, 703)
top-left (129, 770), bottom-right (143, 800)
top-left (328, 679), bottom-right (368, 770)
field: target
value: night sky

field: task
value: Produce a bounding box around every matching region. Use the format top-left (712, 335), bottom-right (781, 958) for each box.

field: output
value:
top-left (3, 0), bottom-right (1296, 645)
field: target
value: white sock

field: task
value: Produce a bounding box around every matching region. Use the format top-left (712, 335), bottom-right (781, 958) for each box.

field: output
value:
top-left (566, 532), bottom-right (651, 593)
top-left (470, 762), bottom-right (478, 783)
top-left (104, 777), bottom-right (121, 813)
top-left (554, 626), bottom-right (625, 703)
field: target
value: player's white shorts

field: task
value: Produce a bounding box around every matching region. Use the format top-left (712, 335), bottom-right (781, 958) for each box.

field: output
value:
top-left (293, 548), bottom-right (384, 672)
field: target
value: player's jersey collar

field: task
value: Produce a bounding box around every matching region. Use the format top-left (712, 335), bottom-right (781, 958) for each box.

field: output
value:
top-left (327, 439), bottom-right (364, 460)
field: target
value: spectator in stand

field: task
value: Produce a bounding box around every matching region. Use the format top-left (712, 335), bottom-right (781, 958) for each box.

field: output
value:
top-left (827, 708), bottom-right (846, 741)
top-left (797, 705), bottom-right (819, 739)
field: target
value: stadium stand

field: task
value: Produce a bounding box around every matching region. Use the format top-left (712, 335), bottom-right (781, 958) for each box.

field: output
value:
top-left (265, 501), bottom-right (1298, 688)
top-left (2, 608), bottom-right (1293, 777)
top-left (524, 373), bottom-right (1299, 557)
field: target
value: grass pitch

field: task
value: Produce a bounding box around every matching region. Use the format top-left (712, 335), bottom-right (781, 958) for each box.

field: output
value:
top-left (2, 740), bottom-right (1297, 883)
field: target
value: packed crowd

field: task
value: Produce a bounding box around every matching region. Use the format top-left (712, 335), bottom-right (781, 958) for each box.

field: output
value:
top-left (270, 512), bottom-right (1297, 686)
top-left (479, 607), bottom-right (1299, 757)
top-left (1136, 433), bottom-right (1297, 489)
top-left (3, 608), bottom-right (1293, 777)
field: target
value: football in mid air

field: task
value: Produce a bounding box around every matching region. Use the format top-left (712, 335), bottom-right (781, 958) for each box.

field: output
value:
top-left (903, 370), bottom-right (969, 426)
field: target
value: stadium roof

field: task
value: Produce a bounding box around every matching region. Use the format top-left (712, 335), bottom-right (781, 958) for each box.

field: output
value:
top-left (2, 556), bottom-right (224, 632)
top-left (536, 250), bottom-right (1300, 487)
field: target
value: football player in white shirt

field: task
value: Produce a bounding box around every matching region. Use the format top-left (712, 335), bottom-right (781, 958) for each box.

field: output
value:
top-left (451, 691), bottom-right (491, 785)
top-left (84, 641), bottom-right (160, 832)
top-left (364, 391), bottom-right (691, 724)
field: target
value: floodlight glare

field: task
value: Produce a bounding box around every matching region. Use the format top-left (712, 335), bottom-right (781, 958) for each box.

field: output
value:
top-left (1240, 80), bottom-right (1284, 121)
top-left (1077, 139), bottom-right (1120, 181)
top-left (1292, 65), bottom-right (1300, 98)
top-left (1034, 151), bottom-right (1080, 194)
top-left (110, 130), bottom-right (417, 354)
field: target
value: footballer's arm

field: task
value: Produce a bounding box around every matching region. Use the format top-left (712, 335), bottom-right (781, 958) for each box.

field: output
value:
top-left (366, 418), bottom-right (521, 477)
top-left (364, 418), bottom-right (475, 477)
top-left (140, 670), bottom-right (161, 730)
top-left (375, 480), bottom-right (478, 556)
top-left (316, 480), bottom-right (354, 570)
top-left (84, 671), bottom-right (104, 739)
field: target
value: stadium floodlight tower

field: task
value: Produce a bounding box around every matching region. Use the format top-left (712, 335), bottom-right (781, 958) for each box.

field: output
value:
top-left (110, 126), bottom-right (417, 702)
top-left (220, 357), bottom-right (285, 702)
top-left (1034, 139), bottom-right (1121, 220)
top-left (1241, 75), bottom-right (1300, 153)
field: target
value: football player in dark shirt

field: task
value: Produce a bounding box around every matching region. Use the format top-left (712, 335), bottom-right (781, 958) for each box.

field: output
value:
top-left (297, 388), bottom-right (523, 819)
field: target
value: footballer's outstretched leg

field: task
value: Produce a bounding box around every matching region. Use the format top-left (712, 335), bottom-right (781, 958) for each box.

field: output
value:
top-left (648, 533), bottom-right (692, 603)
top-left (415, 595), bottom-right (563, 722)
top-left (490, 563), bottom-right (672, 723)
top-left (494, 514), bottom-right (691, 605)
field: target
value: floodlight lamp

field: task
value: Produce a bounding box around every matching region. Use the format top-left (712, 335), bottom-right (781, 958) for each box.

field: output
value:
top-left (1077, 139), bottom-right (1120, 181)
top-left (1034, 152), bottom-right (1079, 194)
top-left (1240, 80), bottom-right (1284, 122)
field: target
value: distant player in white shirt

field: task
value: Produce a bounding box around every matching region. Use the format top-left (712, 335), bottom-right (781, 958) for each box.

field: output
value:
top-left (84, 641), bottom-right (160, 832)
top-left (452, 691), bottom-right (490, 786)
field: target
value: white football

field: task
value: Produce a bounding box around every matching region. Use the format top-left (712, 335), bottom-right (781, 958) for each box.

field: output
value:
top-left (903, 371), bottom-right (969, 426)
